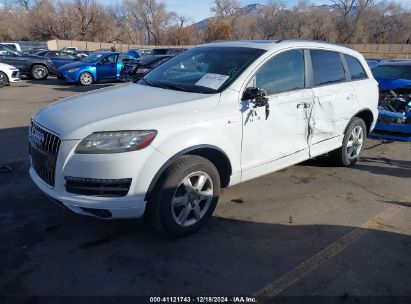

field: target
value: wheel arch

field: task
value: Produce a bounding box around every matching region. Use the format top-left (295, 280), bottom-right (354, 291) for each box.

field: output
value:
top-left (353, 108), bottom-right (374, 134)
top-left (144, 144), bottom-right (233, 201)
top-left (30, 63), bottom-right (49, 73)
top-left (344, 108), bottom-right (374, 134)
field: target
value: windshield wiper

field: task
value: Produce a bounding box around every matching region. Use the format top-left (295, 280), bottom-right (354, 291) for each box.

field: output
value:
top-left (159, 83), bottom-right (192, 93)
top-left (139, 78), bottom-right (192, 92)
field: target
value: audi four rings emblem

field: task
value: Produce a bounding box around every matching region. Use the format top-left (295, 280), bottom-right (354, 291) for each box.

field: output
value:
top-left (31, 128), bottom-right (45, 146)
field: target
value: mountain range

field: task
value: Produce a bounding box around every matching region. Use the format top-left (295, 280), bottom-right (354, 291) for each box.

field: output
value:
top-left (193, 3), bottom-right (348, 30)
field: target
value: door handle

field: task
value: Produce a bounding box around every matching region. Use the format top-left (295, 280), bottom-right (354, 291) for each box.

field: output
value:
top-left (297, 102), bottom-right (311, 109)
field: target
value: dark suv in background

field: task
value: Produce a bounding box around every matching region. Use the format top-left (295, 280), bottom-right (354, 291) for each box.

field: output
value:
top-left (0, 45), bottom-right (55, 80)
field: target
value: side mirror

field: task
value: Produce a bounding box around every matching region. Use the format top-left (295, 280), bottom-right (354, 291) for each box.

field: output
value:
top-left (242, 87), bottom-right (266, 101)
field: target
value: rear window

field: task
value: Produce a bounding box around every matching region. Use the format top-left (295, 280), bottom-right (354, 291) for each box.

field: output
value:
top-left (311, 50), bottom-right (346, 86)
top-left (344, 55), bottom-right (367, 80)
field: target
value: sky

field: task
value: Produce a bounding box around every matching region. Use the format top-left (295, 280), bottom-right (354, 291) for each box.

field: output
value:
top-left (100, 0), bottom-right (411, 23)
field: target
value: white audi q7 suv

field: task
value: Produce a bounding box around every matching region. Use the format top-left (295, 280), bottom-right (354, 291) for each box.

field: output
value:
top-left (29, 40), bottom-right (378, 236)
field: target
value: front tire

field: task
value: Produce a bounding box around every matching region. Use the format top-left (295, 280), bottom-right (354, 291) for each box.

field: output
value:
top-left (30, 65), bottom-right (48, 80)
top-left (329, 117), bottom-right (366, 166)
top-left (79, 72), bottom-right (93, 86)
top-left (0, 72), bottom-right (9, 87)
top-left (146, 155), bottom-right (221, 237)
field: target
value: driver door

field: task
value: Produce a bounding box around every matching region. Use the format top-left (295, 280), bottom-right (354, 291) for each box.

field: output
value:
top-left (97, 54), bottom-right (118, 80)
top-left (241, 49), bottom-right (313, 181)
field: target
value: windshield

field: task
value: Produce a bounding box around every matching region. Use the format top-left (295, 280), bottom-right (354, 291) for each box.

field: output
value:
top-left (0, 45), bottom-right (21, 56)
top-left (373, 65), bottom-right (411, 80)
top-left (140, 46), bottom-right (265, 94)
top-left (81, 53), bottom-right (104, 63)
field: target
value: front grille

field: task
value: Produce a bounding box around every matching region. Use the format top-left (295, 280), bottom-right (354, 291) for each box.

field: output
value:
top-left (29, 121), bottom-right (61, 187)
top-left (65, 177), bottom-right (132, 197)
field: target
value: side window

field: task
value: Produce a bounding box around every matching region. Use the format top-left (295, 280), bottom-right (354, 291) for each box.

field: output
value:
top-left (118, 54), bottom-right (133, 62)
top-left (311, 50), bottom-right (346, 86)
top-left (255, 49), bottom-right (305, 95)
top-left (344, 54), bottom-right (368, 80)
top-left (101, 55), bottom-right (117, 64)
top-left (0, 46), bottom-right (16, 56)
top-left (47, 52), bottom-right (58, 58)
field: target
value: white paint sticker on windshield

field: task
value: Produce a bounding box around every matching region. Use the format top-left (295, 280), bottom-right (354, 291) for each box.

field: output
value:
top-left (195, 73), bottom-right (230, 90)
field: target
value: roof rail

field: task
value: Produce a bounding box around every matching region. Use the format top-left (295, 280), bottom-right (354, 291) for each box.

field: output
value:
top-left (278, 39), bottom-right (351, 49)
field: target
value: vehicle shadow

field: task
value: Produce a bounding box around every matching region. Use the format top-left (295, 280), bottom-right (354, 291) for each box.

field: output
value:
top-left (0, 160), bottom-right (410, 298)
top-left (353, 157), bottom-right (411, 179)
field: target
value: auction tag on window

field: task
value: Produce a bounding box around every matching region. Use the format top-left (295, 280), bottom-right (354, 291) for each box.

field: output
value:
top-left (195, 73), bottom-right (230, 90)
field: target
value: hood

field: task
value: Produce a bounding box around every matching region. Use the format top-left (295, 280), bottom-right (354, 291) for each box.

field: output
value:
top-left (58, 61), bottom-right (91, 71)
top-left (376, 77), bottom-right (411, 90)
top-left (33, 83), bottom-right (219, 139)
top-left (20, 54), bottom-right (49, 61)
top-left (0, 62), bottom-right (18, 70)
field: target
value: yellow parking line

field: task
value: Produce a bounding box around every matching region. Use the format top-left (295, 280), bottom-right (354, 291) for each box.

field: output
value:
top-left (254, 205), bottom-right (402, 297)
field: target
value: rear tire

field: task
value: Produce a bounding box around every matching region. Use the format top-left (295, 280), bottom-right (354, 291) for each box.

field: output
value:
top-left (0, 72), bottom-right (9, 87)
top-left (145, 155), bottom-right (220, 237)
top-left (79, 72), bottom-right (93, 86)
top-left (329, 117), bottom-right (366, 167)
top-left (30, 65), bottom-right (48, 80)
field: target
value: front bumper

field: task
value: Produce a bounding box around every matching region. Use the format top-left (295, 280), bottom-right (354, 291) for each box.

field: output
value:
top-left (9, 70), bottom-right (21, 83)
top-left (29, 139), bottom-right (168, 219)
top-left (370, 110), bottom-right (411, 142)
top-left (56, 70), bottom-right (79, 83)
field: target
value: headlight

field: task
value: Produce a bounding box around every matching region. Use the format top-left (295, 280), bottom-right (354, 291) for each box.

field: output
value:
top-left (68, 68), bottom-right (80, 73)
top-left (75, 130), bottom-right (157, 154)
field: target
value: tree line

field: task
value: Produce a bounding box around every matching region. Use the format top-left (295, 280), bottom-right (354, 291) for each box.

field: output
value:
top-left (0, 0), bottom-right (410, 45)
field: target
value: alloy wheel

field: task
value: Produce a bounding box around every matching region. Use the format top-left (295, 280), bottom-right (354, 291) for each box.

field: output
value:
top-left (80, 73), bottom-right (93, 85)
top-left (0, 72), bottom-right (8, 86)
top-left (171, 171), bottom-right (214, 227)
top-left (346, 126), bottom-right (364, 159)
top-left (34, 67), bottom-right (46, 79)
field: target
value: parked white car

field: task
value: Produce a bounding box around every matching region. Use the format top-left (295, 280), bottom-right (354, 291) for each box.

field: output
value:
top-left (0, 42), bottom-right (22, 52)
top-left (29, 40), bottom-right (378, 236)
top-left (0, 62), bottom-right (20, 87)
top-left (61, 47), bottom-right (78, 53)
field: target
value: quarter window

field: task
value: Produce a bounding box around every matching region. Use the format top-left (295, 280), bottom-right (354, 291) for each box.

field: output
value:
top-left (344, 55), bottom-right (367, 80)
top-left (311, 50), bottom-right (346, 86)
top-left (255, 50), bottom-right (305, 95)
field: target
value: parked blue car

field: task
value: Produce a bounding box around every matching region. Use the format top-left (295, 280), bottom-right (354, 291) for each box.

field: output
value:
top-left (34, 50), bottom-right (79, 69)
top-left (57, 52), bottom-right (136, 85)
top-left (370, 61), bottom-right (411, 142)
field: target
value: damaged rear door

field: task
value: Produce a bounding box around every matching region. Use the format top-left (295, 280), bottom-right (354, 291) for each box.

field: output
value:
top-left (308, 50), bottom-right (359, 156)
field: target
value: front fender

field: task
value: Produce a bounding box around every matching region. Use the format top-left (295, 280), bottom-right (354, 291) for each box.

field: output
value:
top-left (82, 66), bottom-right (97, 81)
top-left (153, 127), bottom-right (240, 176)
top-left (136, 126), bottom-right (241, 200)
